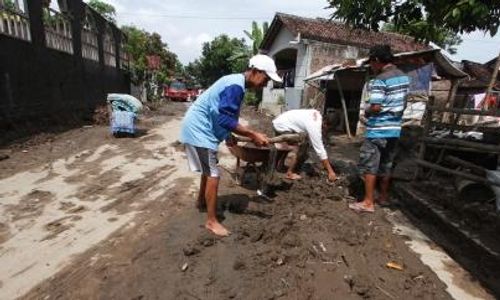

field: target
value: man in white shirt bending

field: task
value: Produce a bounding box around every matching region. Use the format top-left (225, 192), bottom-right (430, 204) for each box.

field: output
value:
top-left (272, 109), bottom-right (337, 182)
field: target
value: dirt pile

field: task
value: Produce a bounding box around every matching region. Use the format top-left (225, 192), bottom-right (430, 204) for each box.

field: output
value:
top-left (169, 172), bottom-right (452, 300)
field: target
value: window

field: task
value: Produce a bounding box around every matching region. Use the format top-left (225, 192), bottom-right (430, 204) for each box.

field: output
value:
top-left (170, 81), bottom-right (186, 90)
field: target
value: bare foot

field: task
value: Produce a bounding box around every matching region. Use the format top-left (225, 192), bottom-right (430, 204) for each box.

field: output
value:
top-left (285, 173), bottom-right (302, 180)
top-left (205, 220), bottom-right (230, 237)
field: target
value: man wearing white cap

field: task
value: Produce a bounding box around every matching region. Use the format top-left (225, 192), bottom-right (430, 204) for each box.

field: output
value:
top-left (180, 54), bottom-right (282, 236)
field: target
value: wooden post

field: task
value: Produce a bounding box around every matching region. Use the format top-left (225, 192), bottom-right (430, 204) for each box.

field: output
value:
top-left (443, 79), bottom-right (459, 123)
top-left (335, 73), bottom-right (352, 138)
top-left (485, 50), bottom-right (500, 101)
top-left (415, 95), bottom-right (434, 178)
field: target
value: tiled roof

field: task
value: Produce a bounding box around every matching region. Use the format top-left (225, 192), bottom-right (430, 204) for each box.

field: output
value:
top-left (261, 13), bottom-right (429, 53)
top-left (461, 60), bottom-right (500, 89)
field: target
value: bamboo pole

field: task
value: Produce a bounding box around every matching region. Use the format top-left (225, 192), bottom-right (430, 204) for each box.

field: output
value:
top-left (444, 155), bottom-right (487, 176)
top-left (422, 137), bottom-right (500, 153)
top-left (415, 96), bottom-right (435, 178)
top-left (443, 79), bottom-right (459, 123)
top-left (415, 159), bottom-right (500, 187)
top-left (485, 50), bottom-right (500, 100)
top-left (427, 106), bottom-right (500, 117)
top-left (335, 73), bottom-right (352, 138)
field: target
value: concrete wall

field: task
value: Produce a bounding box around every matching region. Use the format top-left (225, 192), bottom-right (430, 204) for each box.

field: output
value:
top-left (261, 28), bottom-right (307, 114)
top-left (304, 42), bottom-right (369, 110)
top-left (0, 0), bottom-right (129, 145)
top-left (262, 27), bottom-right (370, 113)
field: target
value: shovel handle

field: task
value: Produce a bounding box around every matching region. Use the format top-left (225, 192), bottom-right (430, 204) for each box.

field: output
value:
top-left (232, 133), bottom-right (303, 144)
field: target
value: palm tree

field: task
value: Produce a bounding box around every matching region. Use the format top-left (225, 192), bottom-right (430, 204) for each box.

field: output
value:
top-left (228, 21), bottom-right (269, 61)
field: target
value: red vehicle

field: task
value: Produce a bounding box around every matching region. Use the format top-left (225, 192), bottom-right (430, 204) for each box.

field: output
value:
top-left (164, 81), bottom-right (190, 102)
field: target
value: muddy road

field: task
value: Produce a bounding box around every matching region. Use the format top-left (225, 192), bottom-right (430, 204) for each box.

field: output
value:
top-left (0, 102), bottom-right (481, 299)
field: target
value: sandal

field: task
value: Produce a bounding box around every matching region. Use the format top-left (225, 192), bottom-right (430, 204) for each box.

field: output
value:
top-left (348, 202), bottom-right (375, 213)
top-left (285, 173), bottom-right (302, 180)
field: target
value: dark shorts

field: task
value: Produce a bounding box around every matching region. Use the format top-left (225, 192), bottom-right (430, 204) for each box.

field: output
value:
top-left (358, 138), bottom-right (399, 176)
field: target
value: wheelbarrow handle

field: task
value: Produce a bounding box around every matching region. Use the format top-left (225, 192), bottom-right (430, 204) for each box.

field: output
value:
top-left (232, 133), bottom-right (303, 144)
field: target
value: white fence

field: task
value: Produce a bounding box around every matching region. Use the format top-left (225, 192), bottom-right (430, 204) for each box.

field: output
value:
top-left (43, 7), bottom-right (73, 54)
top-left (0, 0), bottom-right (31, 41)
top-left (81, 28), bottom-right (98, 61)
top-left (103, 30), bottom-right (116, 67)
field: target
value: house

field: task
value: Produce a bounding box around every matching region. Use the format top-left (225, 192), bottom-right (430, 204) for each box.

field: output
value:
top-left (303, 49), bottom-right (468, 136)
top-left (258, 12), bottom-right (428, 115)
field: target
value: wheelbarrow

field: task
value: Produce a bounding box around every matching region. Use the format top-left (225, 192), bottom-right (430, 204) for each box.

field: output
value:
top-left (228, 133), bottom-right (304, 197)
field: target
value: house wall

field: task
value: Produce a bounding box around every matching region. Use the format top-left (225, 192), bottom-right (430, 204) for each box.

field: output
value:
top-left (262, 29), bottom-right (372, 113)
top-left (304, 42), bottom-right (369, 108)
top-left (266, 27), bottom-right (297, 57)
top-left (0, 0), bottom-right (129, 145)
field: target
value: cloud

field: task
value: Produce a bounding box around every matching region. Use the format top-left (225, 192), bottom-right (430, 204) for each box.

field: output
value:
top-left (176, 33), bottom-right (212, 63)
top-left (92, 0), bottom-right (498, 65)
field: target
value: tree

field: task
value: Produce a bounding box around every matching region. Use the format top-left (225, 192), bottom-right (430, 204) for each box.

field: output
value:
top-left (87, 0), bottom-right (116, 23)
top-left (121, 25), bottom-right (180, 99)
top-left (191, 35), bottom-right (248, 87)
top-left (245, 21), bottom-right (269, 55)
top-left (326, 0), bottom-right (500, 49)
top-left (2, 0), bottom-right (16, 11)
top-left (229, 21), bottom-right (269, 61)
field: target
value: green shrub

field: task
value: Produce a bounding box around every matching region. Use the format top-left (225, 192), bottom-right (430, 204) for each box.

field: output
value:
top-left (244, 91), bottom-right (259, 106)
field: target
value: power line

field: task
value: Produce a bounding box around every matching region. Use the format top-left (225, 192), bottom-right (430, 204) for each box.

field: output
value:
top-left (119, 12), bottom-right (272, 20)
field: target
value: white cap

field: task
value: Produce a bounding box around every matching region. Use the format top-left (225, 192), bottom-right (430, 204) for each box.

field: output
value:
top-left (248, 54), bottom-right (282, 82)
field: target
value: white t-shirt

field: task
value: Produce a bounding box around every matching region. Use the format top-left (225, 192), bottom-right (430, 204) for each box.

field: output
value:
top-left (272, 109), bottom-right (328, 160)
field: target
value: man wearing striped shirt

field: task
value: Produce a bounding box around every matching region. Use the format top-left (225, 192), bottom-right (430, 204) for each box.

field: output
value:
top-left (350, 45), bottom-right (410, 213)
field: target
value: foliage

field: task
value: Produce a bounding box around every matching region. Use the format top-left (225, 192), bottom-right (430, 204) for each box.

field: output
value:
top-left (245, 21), bottom-right (269, 55)
top-left (244, 91), bottom-right (259, 106)
top-left (186, 35), bottom-right (248, 87)
top-left (228, 21), bottom-right (269, 62)
top-left (121, 25), bottom-right (179, 88)
top-left (2, 0), bottom-right (16, 11)
top-left (326, 0), bottom-right (500, 49)
top-left (87, 0), bottom-right (116, 23)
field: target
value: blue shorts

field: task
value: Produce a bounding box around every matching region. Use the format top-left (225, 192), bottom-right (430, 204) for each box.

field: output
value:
top-left (358, 138), bottom-right (398, 176)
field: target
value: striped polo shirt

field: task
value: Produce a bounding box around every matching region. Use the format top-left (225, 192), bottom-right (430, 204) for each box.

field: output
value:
top-left (365, 65), bottom-right (410, 138)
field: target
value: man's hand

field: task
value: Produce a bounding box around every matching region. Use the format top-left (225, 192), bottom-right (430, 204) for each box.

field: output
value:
top-left (366, 104), bottom-right (382, 116)
top-left (327, 171), bottom-right (337, 182)
top-left (251, 132), bottom-right (269, 147)
top-left (225, 135), bottom-right (237, 147)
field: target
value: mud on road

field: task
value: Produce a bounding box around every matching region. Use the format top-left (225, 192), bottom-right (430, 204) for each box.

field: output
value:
top-left (23, 170), bottom-right (452, 300)
top-left (18, 105), bottom-right (452, 300)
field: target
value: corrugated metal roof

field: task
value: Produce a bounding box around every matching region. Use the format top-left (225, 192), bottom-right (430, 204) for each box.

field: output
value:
top-left (304, 49), bottom-right (468, 82)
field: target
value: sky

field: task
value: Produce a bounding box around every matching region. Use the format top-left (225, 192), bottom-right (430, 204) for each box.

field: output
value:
top-left (87, 0), bottom-right (500, 65)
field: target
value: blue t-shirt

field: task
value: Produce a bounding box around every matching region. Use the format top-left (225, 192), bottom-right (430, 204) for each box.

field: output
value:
top-left (180, 74), bottom-right (245, 150)
top-left (365, 65), bottom-right (410, 139)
